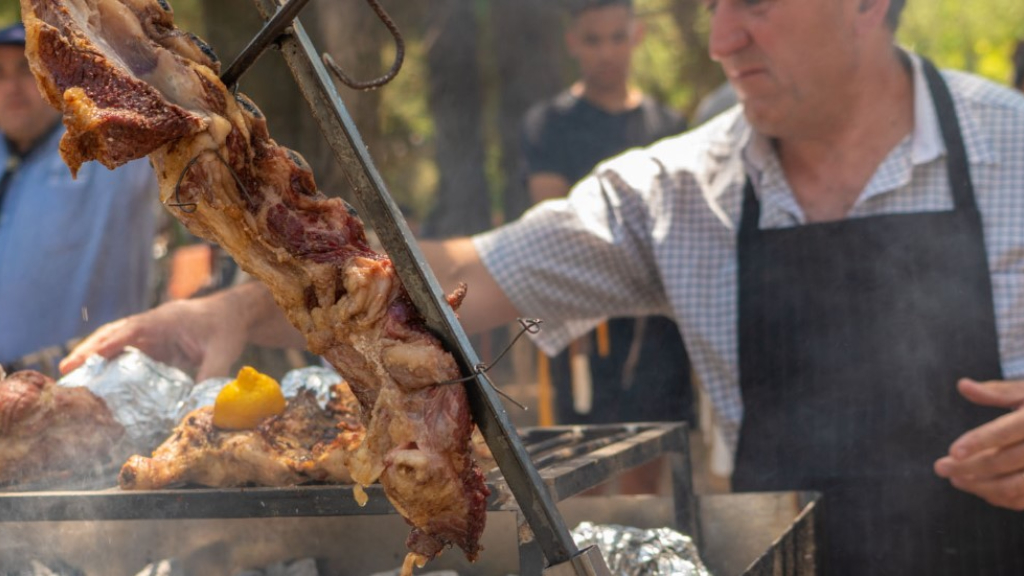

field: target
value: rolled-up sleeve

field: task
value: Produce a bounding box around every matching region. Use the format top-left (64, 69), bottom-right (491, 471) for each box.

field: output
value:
top-left (473, 155), bottom-right (671, 355)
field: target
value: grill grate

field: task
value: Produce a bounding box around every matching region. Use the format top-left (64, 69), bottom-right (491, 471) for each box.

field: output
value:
top-left (0, 423), bottom-right (694, 535)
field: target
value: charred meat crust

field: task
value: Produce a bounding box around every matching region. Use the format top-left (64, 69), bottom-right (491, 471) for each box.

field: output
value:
top-left (21, 0), bottom-right (488, 561)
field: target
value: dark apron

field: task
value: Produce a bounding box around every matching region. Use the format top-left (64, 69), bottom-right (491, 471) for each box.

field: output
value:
top-left (732, 58), bottom-right (1024, 575)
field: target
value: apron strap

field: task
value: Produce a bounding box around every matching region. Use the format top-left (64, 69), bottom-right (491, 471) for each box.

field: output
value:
top-left (920, 57), bottom-right (978, 213)
top-left (740, 57), bottom-right (976, 239)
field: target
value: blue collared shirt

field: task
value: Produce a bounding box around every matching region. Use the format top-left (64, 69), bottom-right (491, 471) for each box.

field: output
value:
top-left (0, 126), bottom-right (159, 363)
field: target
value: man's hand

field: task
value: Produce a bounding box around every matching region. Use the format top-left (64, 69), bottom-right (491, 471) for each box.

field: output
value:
top-left (60, 297), bottom-right (246, 381)
top-left (934, 378), bottom-right (1024, 511)
top-left (59, 282), bottom-right (291, 381)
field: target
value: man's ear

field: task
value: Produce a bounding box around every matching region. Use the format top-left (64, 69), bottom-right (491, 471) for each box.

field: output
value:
top-left (855, 0), bottom-right (890, 32)
top-left (565, 27), bottom-right (580, 57)
top-left (631, 19), bottom-right (646, 47)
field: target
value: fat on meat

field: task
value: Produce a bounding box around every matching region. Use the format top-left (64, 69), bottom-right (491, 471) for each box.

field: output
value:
top-left (19, 0), bottom-right (488, 564)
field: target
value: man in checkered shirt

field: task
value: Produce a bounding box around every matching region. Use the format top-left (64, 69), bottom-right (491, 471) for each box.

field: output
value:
top-left (68, 0), bottom-right (1024, 572)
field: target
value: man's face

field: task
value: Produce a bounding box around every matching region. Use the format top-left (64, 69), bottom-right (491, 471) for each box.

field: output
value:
top-left (566, 5), bottom-right (642, 92)
top-left (0, 45), bottom-right (60, 150)
top-left (706, 0), bottom-right (863, 138)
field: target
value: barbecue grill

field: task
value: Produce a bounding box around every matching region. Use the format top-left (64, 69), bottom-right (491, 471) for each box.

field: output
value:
top-left (0, 422), bottom-right (819, 575)
top-left (2, 2), bottom-right (821, 573)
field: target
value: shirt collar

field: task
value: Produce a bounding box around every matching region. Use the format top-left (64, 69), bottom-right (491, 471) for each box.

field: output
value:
top-left (905, 51), bottom-right (997, 166)
top-left (906, 52), bottom-right (945, 164)
top-left (0, 120), bottom-right (64, 165)
top-left (740, 51), bottom-right (998, 170)
top-left (704, 50), bottom-right (998, 221)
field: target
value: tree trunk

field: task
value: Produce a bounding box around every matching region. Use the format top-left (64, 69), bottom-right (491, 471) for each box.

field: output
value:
top-left (202, 0), bottom-right (390, 203)
top-left (668, 0), bottom-right (727, 118)
top-left (420, 0), bottom-right (491, 238)
top-left (314, 0), bottom-right (391, 201)
top-left (490, 0), bottom-right (567, 223)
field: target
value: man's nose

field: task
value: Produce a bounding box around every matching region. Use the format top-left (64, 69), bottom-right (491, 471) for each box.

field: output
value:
top-left (708, 2), bottom-right (750, 61)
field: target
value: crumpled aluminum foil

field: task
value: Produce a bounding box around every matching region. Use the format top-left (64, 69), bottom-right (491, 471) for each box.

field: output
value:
top-left (58, 347), bottom-right (194, 453)
top-left (571, 521), bottom-right (712, 576)
top-left (58, 350), bottom-right (344, 456)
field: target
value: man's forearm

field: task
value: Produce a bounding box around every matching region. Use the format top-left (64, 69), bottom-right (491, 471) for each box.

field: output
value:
top-left (420, 237), bottom-right (520, 334)
top-left (220, 281), bottom-right (306, 349)
top-left (227, 237), bottom-right (520, 349)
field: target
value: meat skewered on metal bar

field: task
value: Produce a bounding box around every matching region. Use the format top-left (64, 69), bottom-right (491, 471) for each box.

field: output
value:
top-left (18, 0), bottom-right (489, 566)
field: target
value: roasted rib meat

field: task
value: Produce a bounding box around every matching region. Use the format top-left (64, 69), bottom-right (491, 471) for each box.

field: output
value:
top-left (119, 386), bottom-right (363, 489)
top-left (0, 369), bottom-right (124, 486)
top-left (21, 0), bottom-right (488, 563)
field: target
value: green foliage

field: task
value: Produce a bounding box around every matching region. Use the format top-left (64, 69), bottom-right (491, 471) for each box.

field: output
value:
top-left (378, 36), bottom-right (438, 220)
top-left (166, 0), bottom-right (206, 38)
top-left (633, 6), bottom-right (693, 110)
top-left (0, 0), bottom-right (17, 25)
top-left (0, 0), bottom-right (203, 34)
top-left (899, 0), bottom-right (1024, 86)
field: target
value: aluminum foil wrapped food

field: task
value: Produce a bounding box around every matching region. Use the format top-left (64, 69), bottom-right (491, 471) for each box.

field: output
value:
top-left (571, 521), bottom-right (712, 576)
top-left (59, 349), bottom-right (343, 455)
top-left (58, 347), bottom-right (194, 454)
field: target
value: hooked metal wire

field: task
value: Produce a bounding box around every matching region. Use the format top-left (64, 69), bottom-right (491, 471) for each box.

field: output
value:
top-left (168, 150), bottom-right (254, 213)
top-left (437, 318), bottom-right (544, 411)
top-left (221, 0), bottom-right (404, 92)
top-left (321, 0), bottom-right (405, 91)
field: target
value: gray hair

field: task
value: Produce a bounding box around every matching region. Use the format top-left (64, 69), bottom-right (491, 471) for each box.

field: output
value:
top-left (886, 0), bottom-right (907, 31)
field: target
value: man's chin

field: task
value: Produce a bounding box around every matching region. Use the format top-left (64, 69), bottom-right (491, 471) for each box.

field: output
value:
top-left (740, 100), bottom-right (785, 136)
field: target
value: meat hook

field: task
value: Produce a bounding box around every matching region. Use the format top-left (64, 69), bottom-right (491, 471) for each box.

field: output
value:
top-left (321, 0), bottom-right (405, 91)
top-left (220, 0), bottom-right (404, 92)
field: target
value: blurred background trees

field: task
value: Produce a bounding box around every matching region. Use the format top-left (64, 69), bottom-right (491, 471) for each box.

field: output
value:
top-left (3, 0), bottom-right (1021, 232)
top-left (1, 0), bottom-right (1020, 378)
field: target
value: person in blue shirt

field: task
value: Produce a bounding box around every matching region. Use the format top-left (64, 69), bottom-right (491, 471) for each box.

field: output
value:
top-left (0, 22), bottom-right (158, 375)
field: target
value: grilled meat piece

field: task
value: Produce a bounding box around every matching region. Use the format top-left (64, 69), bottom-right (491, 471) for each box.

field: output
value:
top-left (0, 370), bottom-right (124, 485)
top-left (119, 386), bottom-right (363, 489)
top-left (20, 0), bottom-right (488, 562)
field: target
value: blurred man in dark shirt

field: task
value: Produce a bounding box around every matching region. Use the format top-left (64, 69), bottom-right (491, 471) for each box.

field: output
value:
top-left (519, 0), bottom-right (692, 494)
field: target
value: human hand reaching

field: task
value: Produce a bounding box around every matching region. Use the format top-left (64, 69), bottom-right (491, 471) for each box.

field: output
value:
top-left (934, 378), bottom-right (1024, 511)
top-left (60, 287), bottom-right (258, 381)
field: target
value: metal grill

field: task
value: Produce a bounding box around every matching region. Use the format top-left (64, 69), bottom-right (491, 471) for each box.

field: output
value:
top-left (0, 423), bottom-right (694, 530)
top-left (0, 422), bottom-right (822, 576)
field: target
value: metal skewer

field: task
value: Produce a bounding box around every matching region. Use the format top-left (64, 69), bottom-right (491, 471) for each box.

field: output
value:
top-left (220, 0), bottom-right (313, 87)
top-left (233, 2), bottom-right (611, 573)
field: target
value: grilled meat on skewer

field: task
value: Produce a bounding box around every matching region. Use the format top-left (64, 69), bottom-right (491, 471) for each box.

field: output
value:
top-left (20, 0), bottom-right (488, 563)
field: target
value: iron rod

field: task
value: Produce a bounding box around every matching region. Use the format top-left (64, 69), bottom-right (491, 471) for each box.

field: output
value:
top-left (220, 0), bottom-right (314, 87)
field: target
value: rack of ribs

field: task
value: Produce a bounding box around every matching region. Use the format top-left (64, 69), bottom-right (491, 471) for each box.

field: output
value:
top-left (19, 0), bottom-right (488, 565)
top-left (0, 369), bottom-right (124, 486)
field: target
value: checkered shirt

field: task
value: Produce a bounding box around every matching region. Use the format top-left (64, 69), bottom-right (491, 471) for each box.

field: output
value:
top-left (473, 53), bottom-right (1024, 454)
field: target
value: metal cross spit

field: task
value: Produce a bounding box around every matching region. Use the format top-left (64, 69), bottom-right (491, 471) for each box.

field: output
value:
top-left (223, 0), bottom-right (612, 573)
